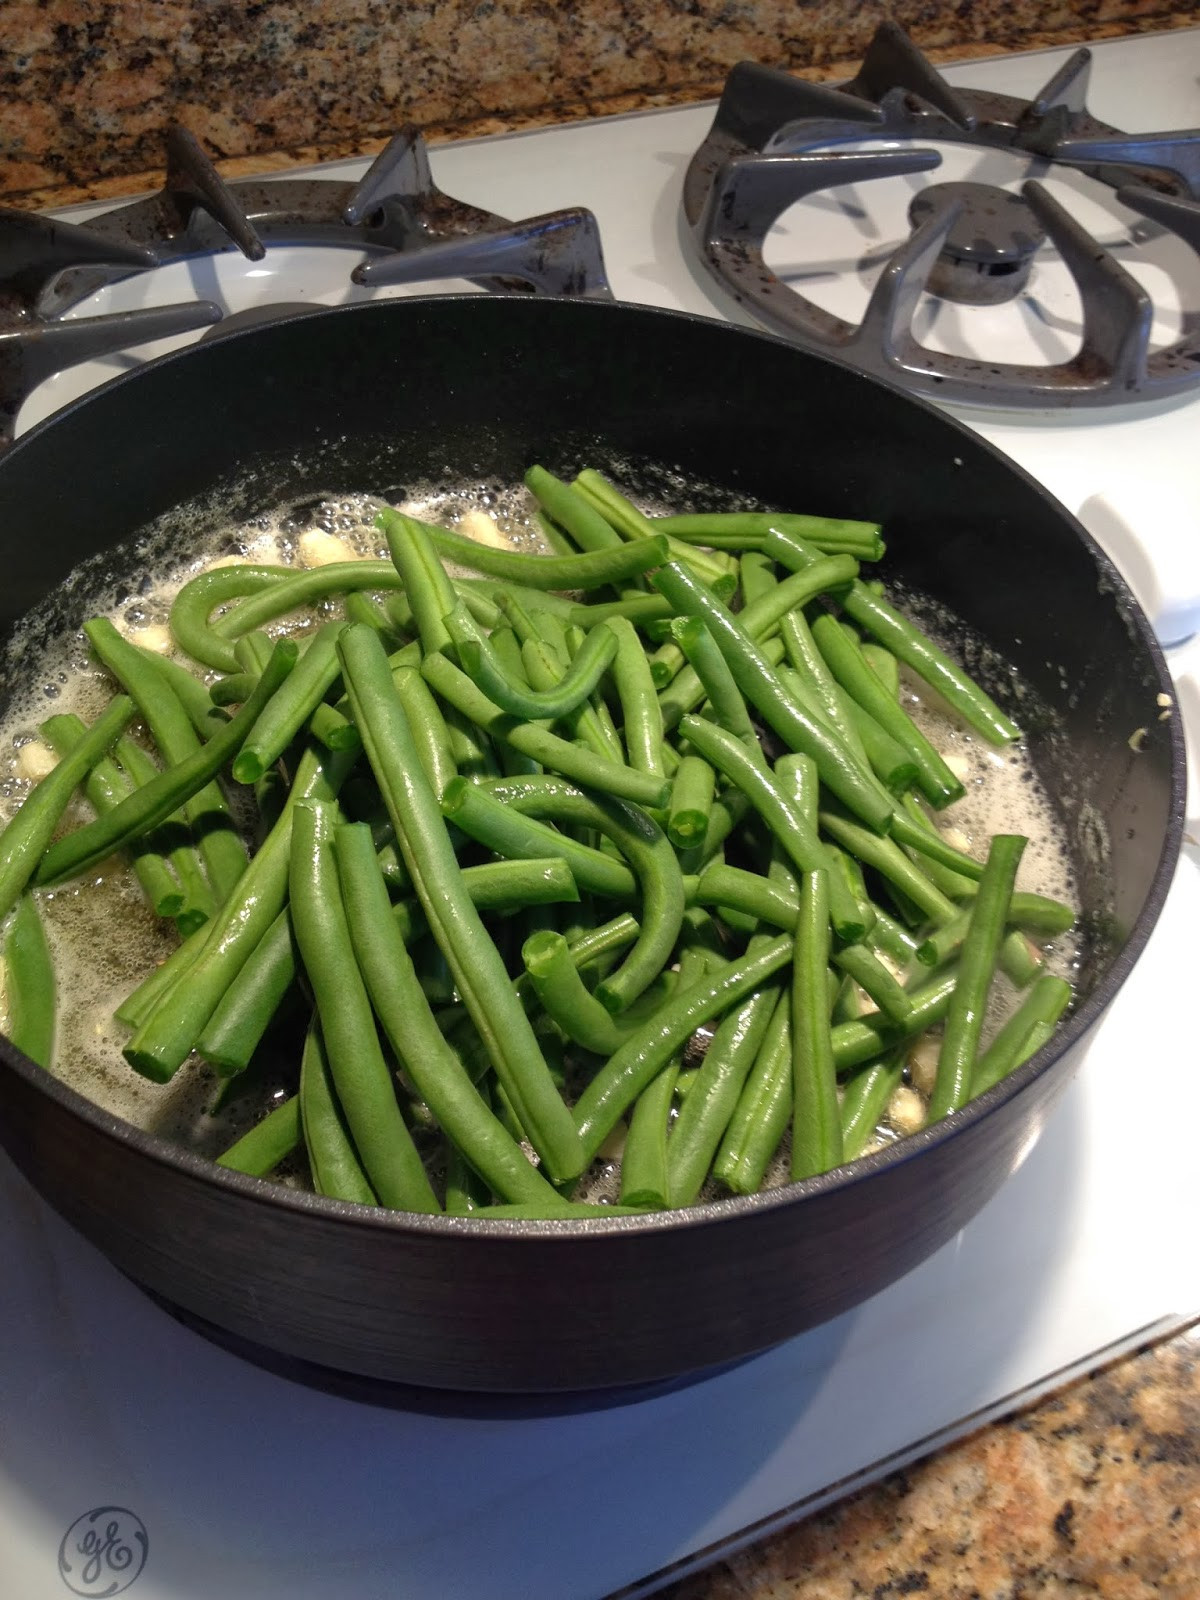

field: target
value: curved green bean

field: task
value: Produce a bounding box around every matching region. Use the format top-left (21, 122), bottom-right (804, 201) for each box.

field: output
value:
top-left (422, 653), bottom-right (668, 809)
top-left (443, 601), bottom-right (619, 722)
top-left (378, 506), bottom-right (670, 591)
top-left (170, 564), bottom-right (297, 672)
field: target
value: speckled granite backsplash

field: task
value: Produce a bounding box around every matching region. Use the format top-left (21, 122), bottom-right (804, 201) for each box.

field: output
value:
top-left (1, 0), bottom-right (1194, 206)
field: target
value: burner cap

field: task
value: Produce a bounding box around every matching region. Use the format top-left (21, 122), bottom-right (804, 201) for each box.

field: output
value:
top-left (908, 182), bottom-right (1047, 305)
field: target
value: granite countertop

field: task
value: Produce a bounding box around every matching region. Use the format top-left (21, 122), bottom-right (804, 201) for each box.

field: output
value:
top-left (654, 1323), bottom-right (1200, 1598)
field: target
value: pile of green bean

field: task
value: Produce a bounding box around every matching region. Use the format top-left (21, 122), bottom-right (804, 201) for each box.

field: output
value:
top-left (0, 465), bottom-right (1077, 1217)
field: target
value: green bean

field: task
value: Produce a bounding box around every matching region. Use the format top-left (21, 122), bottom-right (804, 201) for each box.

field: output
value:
top-left (573, 934), bottom-right (793, 1165)
top-left (421, 653), bottom-right (668, 808)
top-left (790, 870), bottom-right (843, 1179)
top-left (344, 589), bottom-right (407, 646)
top-left (766, 527), bottom-right (1020, 745)
top-left (666, 980), bottom-right (781, 1207)
top-left (2, 893), bottom-right (55, 1067)
top-left (379, 506), bottom-right (671, 591)
top-left (840, 1047), bottom-right (907, 1160)
top-left (133, 645), bottom-right (230, 740)
top-left (115, 919), bottom-right (210, 1030)
top-left (711, 992), bottom-right (792, 1194)
top-left (37, 644), bottom-right (296, 889)
top-left (532, 510), bottom-right (577, 558)
top-left (825, 685), bottom-right (919, 796)
top-left (111, 736), bottom-right (214, 932)
top-left (522, 635), bottom-right (624, 765)
top-left (830, 942), bottom-right (912, 1027)
top-left (391, 663), bottom-right (457, 796)
top-left (443, 601), bottom-right (619, 722)
top-left (522, 930), bottom-right (647, 1055)
top-left (169, 564), bottom-right (296, 672)
top-left (195, 909), bottom-right (297, 1073)
top-left (0, 696), bottom-right (134, 919)
top-left (394, 857), bottom-right (582, 944)
top-left (831, 968), bottom-right (958, 1073)
top-left (862, 642), bottom-right (900, 698)
top-left (233, 622), bottom-right (349, 783)
top-left (380, 513), bottom-right (458, 657)
top-left (678, 716), bottom-right (869, 943)
top-left (333, 822), bottom-right (570, 1209)
top-left (84, 618), bottom-right (249, 902)
top-left (571, 470), bottom-right (731, 588)
top-left (608, 616), bottom-right (664, 777)
top-left (309, 701), bottom-right (360, 753)
top-left (928, 834), bottom-right (1027, 1121)
top-left (215, 1094), bottom-right (302, 1177)
top-left (525, 465), bottom-right (625, 552)
top-left (692, 863), bottom-right (796, 930)
top-left (916, 892), bottom-right (1075, 969)
top-left (298, 1016), bottom-right (377, 1205)
top-left (290, 802), bottom-right (440, 1212)
top-left (338, 623), bottom-right (585, 1184)
top-left (667, 755), bottom-right (716, 850)
top-left (737, 550), bottom-right (778, 606)
top-left (809, 611), bottom-right (964, 809)
top-left (653, 562), bottom-right (893, 834)
top-left (442, 777), bottom-right (635, 899)
top-left (868, 906), bottom-right (923, 968)
top-left (467, 774), bottom-right (685, 1016)
top-left (567, 595), bottom-right (674, 630)
top-left (210, 672), bottom-right (256, 707)
top-left (819, 808), bottom-right (958, 927)
top-left (971, 975), bottom-right (1072, 1098)
top-left (40, 717), bottom-right (185, 921)
top-left (214, 562), bottom-right (404, 647)
top-left (122, 739), bottom-right (355, 1080)
top-left (671, 616), bottom-right (760, 751)
top-left (618, 950), bottom-right (705, 1208)
top-left (654, 511), bottom-right (885, 560)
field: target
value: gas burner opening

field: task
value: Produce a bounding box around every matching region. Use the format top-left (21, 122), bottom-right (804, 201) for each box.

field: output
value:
top-left (0, 123), bottom-right (612, 448)
top-left (685, 23), bottom-right (1200, 408)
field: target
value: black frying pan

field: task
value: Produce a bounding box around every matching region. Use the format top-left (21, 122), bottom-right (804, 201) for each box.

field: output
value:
top-left (0, 297), bottom-right (1184, 1398)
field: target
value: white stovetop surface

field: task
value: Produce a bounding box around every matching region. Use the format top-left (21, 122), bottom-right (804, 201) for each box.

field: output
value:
top-left (5, 26), bottom-right (1200, 1600)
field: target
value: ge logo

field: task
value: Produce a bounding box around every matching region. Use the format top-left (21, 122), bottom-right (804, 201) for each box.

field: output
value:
top-left (58, 1507), bottom-right (148, 1597)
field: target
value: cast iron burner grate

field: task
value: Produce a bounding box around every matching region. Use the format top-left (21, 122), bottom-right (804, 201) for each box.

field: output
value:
top-left (0, 123), bottom-right (612, 444)
top-left (682, 21), bottom-right (1200, 408)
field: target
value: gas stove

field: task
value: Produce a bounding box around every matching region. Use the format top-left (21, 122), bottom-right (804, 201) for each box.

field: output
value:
top-left (2, 25), bottom-right (1199, 1600)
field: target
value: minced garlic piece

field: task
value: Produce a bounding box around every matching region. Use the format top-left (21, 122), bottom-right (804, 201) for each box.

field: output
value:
top-left (907, 1036), bottom-right (940, 1097)
top-left (458, 509), bottom-right (509, 550)
top-left (887, 1084), bottom-right (926, 1136)
top-left (125, 624), bottom-right (173, 654)
top-left (16, 740), bottom-right (57, 782)
top-left (298, 529), bottom-right (359, 568)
